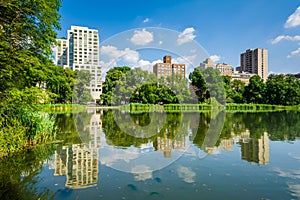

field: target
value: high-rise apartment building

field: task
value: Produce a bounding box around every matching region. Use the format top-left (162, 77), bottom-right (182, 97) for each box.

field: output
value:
top-left (55, 26), bottom-right (102, 100)
top-left (238, 48), bottom-right (268, 82)
top-left (153, 55), bottom-right (186, 79)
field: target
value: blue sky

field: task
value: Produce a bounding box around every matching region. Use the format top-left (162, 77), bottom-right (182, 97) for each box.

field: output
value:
top-left (57, 0), bottom-right (300, 74)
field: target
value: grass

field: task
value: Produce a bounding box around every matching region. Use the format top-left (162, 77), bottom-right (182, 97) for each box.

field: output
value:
top-left (0, 110), bottom-right (57, 157)
top-left (118, 103), bottom-right (300, 112)
top-left (37, 104), bottom-right (86, 113)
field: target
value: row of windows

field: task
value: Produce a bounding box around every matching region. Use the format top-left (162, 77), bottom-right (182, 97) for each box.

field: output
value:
top-left (74, 66), bottom-right (101, 69)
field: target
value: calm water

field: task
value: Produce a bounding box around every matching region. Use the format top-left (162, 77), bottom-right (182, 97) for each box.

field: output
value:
top-left (1, 109), bottom-right (300, 200)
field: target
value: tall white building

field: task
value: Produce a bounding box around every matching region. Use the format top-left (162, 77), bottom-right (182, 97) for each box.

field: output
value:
top-left (55, 25), bottom-right (102, 100)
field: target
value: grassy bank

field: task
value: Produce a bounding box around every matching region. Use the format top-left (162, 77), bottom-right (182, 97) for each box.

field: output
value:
top-left (119, 103), bottom-right (300, 112)
top-left (0, 110), bottom-right (57, 157)
top-left (37, 104), bottom-right (86, 113)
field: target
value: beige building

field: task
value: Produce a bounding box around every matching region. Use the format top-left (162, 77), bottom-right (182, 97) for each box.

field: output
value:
top-left (239, 48), bottom-right (268, 82)
top-left (216, 63), bottom-right (234, 76)
top-left (231, 72), bottom-right (255, 85)
top-left (153, 55), bottom-right (186, 79)
top-left (198, 58), bottom-right (233, 76)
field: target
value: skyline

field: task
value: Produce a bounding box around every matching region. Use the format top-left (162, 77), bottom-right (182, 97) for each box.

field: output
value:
top-left (57, 0), bottom-right (300, 74)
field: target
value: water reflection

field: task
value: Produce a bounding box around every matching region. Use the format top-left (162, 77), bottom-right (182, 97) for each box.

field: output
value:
top-left (239, 132), bottom-right (269, 165)
top-left (1, 110), bottom-right (299, 199)
top-left (52, 109), bottom-right (102, 189)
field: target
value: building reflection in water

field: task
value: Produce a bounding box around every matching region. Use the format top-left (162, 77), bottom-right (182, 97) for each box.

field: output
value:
top-left (54, 109), bottom-right (102, 189)
top-left (239, 131), bottom-right (269, 165)
top-left (156, 132), bottom-right (186, 158)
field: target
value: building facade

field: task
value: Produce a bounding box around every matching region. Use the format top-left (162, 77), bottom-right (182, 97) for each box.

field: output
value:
top-left (198, 58), bottom-right (233, 76)
top-left (216, 63), bottom-right (234, 76)
top-left (55, 26), bottom-right (102, 100)
top-left (55, 38), bottom-right (68, 68)
top-left (238, 48), bottom-right (268, 82)
top-left (153, 55), bottom-right (186, 79)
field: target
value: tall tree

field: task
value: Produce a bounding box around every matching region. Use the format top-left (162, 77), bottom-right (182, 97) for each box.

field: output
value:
top-left (101, 66), bottom-right (131, 105)
top-left (189, 68), bottom-right (208, 103)
top-left (0, 0), bottom-right (62, 92)
top-left (243, 75), bottom-right (266, 104)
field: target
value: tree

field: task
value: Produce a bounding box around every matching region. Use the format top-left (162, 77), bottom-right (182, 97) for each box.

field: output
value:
top-left (165, 73), bottom-right (192, 103)
top-left (101, 66), bottom-right (131, 105)
top-left (266, 74), bottom-right (300, 106)
top-left (243, 75), bottom-right (266, 104)
top-left (72, 70), bottom-right (93, 104)
top-left (189, 68), bottom-right (208, 103)
top-left (231, 80), bottom-right (245, 103)
top-left (265, 74), bottom-right (287, 105)
top-left (45, 66), bottom-right (76, 103)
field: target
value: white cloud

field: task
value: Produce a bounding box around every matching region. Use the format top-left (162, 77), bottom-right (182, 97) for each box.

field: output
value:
top-left (177, 27), bottom-right (196, 45)
top-left (131, 165), bottom-right (153, 181)
top-left (177, 166), bottom-right (196, 183)
top-left (209, 55), bottom-right (221, 62)
top-left (287, 47), bottom-right (300, 58)
top-left (143, 18), bottom-right (149, 23)
top-left (158, 40), bottom-right (163, 45)
top-left (271, 35), bottom-right (300, 44)
top-left (172, 55), bottom-right (197, 65)
top-left (285, 6), bottom-right (300, 28)
top-left (130, 29), bottom-right (154, 45)
top-left (101, 45), bottom-right (140, 64)
top-left (100, 45), bottom-right (164, 74)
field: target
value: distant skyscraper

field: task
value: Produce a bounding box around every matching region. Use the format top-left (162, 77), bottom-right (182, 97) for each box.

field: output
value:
top-left (239, 48), bottom-right (268, 82)
top-left (153, 55), bottom-right (186, 79)
top-left (55, 25), bottom-right (102, 100)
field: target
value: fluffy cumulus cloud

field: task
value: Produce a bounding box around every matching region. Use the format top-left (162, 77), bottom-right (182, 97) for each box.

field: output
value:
top-left (209, 54), bottom-right (221, 62)
top-left (101, 45), bottom-right (140, 64)
top-left (271, 35), bottom-right (300, 44)
top-left (285, 6), bottom-right (300, 28)
top-left (287, 47), bottom-right (300, 58)
top-left (130, 29), bottom-right (154, 45)
top-left (177, 27), bottom-right (196, 45)
top-left (100, 45), bottom-right (163, 74)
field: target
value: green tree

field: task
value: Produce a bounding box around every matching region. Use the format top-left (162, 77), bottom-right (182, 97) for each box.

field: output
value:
top-left (165, 73), bottom-right (192, 103)
top-left (243, 75), bottom-right (266, 104)
top-left (101, 66), bottom-right (131, 105)
top-left (46, 66), bottom-right (76, 103)
top-left (72, 70), bottom-right (93, 104)
top-left (189, 68), bottom-right (208, 103)
top-left (231, 80), bottom-right (245, 103)
top-left (266, 74), bottom-right (300, 106)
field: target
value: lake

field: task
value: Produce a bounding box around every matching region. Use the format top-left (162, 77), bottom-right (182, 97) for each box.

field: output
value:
top-left (1, 109), bottom-right (300, 200)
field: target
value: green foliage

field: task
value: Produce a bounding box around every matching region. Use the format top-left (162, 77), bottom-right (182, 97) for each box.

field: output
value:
top-left (46, 66), bottom-right (76, 103)
top-left (130, 83), bottom-right (179, 104)
top-left (102, 66), bottom-right (131, 105)
top-left (243, 75), bottom-right (266, 104)
top-left (189, 67), bottom-right (226, 104)
top-left (189, 68), bottom-right (208, 102)
top-left (266, 74), bottom-right (300, 106)
top-left (0, 0), bottom-right (62, 154)
top-left (72, 70), bottom-right (93, 104)
top-left (102, 67), bottom-right (191, 105)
